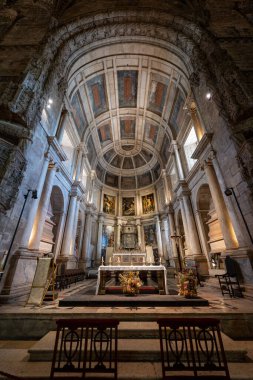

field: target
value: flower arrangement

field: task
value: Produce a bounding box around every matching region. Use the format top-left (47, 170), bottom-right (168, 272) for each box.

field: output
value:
top-left (177, 269), bottom-right (198, 298)
top-left (119, 271), bottom-right (143, 296)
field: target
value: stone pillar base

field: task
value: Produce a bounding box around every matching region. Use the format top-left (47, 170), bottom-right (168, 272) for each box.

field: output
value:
top-left (221, 248), bottom-right (253, 284)
top-left (0, 248), bottom-right (42, 304)
top-left (56, 255), bottom-right (78, 270)
top-left (185, 254), bottom-right (209, 276)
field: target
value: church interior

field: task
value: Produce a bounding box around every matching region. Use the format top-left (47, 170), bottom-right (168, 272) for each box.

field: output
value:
top-left (0, 0), bottom-right (253, 379)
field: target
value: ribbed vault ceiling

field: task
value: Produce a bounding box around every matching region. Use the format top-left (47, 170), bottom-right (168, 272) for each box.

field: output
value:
top-left (68, 47), bottom-right (190, 189)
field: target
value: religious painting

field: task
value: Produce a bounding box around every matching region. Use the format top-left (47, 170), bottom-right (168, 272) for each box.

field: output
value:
top-left (102, 225), bottom-right (115, 248)
top-left (144, 121), bottom-right (159, 144)
top-left (98, 123), bottom-right (112, 144)
top-left (120, 118), bottom-right (136, 139)
top-left (86, 136), bottom-right (96, 167)
top-left (160, 134), bottom-right (170, 165)
top-left (70, 91), bottom-right (88, 138)
top-left (103, 194), bottom-right (116, 215)
top-left (142, 193), bottom-right (155, 214)
top-left (122, 197), bottom-right (135, 216)
top-left (87, 74), bottom-right (108, 117)
top-left (170, 90), bottom-right (185, 135)
top-left (143, 224), bottom-right (157, 246)
top-left (147, 74), bottom-right (169, 115)
top-left (117, 70), bottom-right (138, 108)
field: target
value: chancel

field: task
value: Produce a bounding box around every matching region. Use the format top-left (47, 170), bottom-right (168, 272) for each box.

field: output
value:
top-left (0, 1), bottom-right (253, 379)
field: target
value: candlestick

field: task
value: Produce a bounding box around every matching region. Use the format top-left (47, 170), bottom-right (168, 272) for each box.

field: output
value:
top-left (159, 257), bottom-right (162, 265)
top-left (109, 257), bottom-right (112, 266)
top-left (101, 257), bottom-right (104, 266)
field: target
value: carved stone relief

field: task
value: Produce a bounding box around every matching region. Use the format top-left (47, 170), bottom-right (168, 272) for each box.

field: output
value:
top-left (0, 139), bottom-right (26, 213)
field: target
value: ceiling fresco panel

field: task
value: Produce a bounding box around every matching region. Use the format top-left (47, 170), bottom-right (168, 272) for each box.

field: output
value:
top-left (87, 74), bottom-right (108, 117)
top-left (87, 136), bottom-right (96, 167)
top-left (98, 123), bottom-right (112, 144)
top-left (111, 154), bottom-right (123, 168)
top-left (117, 70), bottom-right (138, 108)
top-left (137, 172), bottom-right (152, 187)
top-left (148, 74), bottom-right (169, 115)
top-left (70, 91), bottom-right (88, 138)
top-left (120, 118), bottom-right (136, 139)
top-left (170, 90), bottom-right (185, 135)
top-left (96, 162), bottom-right (105, 181)
top-left (144, 121), bottom-right (159, 144)
top-left (160, 134), bottom-right (170, 165)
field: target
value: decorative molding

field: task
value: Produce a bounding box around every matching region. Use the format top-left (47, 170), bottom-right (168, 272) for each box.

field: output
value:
top-left (47, 136), bottom-right (67, 161)
top-left (191, 133), bottom-right (213, 160)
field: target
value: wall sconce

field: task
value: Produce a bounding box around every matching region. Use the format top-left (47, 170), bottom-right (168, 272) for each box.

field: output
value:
top-left (46, 98), bottom-right (53, 109)
top-left (2, 189), bottom-right (38, 272)
top-left (224, 187), bottom-right (253, 244)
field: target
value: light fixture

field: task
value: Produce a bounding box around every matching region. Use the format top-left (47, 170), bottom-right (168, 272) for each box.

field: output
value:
top-left (224, 187), bottom-right (253, 244)
top-left (46, 104), bottom-right (51, 109)
top-left (48, 98), bottom-right (53, 104)
top-left (205, 92), bottom-right (212, 101)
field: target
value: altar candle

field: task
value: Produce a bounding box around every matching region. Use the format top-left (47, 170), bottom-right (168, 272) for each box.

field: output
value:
top-left (109, 257), bottom-right (112, 266)
top-left (101, 257), bottom-right (104, 266)
top-left (159, 257), bottom-right (162, 265)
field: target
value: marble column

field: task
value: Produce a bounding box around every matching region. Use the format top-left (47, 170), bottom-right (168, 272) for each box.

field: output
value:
top-left (19, 153), bottom-right (50, 248)
top-left (160, 215), bottom-right (169, 261)
top-left (60, 186), bottom-right (78, 258)
top-left (116, 218), bottom-right (122, 249)
top-left (161, 169), bottom-right (171, 204)
top-left (96, 214), bottom-right (104, 265)
top-left (28, 162), bottom-right (57, 250)
top-left (56, 108), bottom-right (68, 144)
top-left (181, 190), bottom-right (202, 256)
top-left (204, 160), bottom-right (238, 250)
top-left (172, 141), bottom-right (184, 180)
top-left (81, 208), bottom-right (92, 267)
top-left (155, 215), bottom-right (163, 257)
top-left (189, 101), bottom-right (204, 141)
top-left (74, 144), bottom-right (84, 181)
top-left (179, 197), bottom-right (189, 250)
top-left (136, 218), bottom-right (142, 249)
top-left (168, 206), bottom-right (177, 267)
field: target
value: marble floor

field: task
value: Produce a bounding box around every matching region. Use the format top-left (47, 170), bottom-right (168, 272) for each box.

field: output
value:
top-left (0, 280), bottom-right (253, 379)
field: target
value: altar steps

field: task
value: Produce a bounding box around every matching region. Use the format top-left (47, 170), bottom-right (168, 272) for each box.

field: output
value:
top-left (0, 322), bottom-right (253, 379)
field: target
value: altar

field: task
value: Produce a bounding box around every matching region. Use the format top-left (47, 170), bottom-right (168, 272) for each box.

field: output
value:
top-left (96, 265), bottom-right (168, 295)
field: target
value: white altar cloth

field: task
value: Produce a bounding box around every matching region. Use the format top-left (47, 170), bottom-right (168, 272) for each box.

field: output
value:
top-left (95, 265), bottom-right (168, 295)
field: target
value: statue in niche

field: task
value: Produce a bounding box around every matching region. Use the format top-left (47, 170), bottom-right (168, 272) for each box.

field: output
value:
top-left (103, 194), bottom-right (115, 215)
top-left (142, 193), bottom-right (155, 214)
top-left (122, 197), bottom-right (135, 216)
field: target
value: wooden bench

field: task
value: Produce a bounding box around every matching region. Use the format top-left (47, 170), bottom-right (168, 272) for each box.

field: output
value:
top-left (157, 317), bottom-right (230, 379)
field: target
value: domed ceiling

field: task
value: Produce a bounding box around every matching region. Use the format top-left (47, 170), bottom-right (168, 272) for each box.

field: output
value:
top-left (68, 50), bottom-right (190, 189)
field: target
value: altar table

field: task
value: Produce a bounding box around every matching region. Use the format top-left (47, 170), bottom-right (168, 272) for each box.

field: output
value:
top-left (96, 265), bottom-right (168, 295)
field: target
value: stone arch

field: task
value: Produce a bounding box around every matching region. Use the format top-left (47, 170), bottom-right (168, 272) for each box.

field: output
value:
top-left (4, 10), bottom-right (251, 130)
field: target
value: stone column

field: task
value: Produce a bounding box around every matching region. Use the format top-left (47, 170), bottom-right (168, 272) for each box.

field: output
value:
top-left (181, 190), bottom-right (202, 256)
top-left (168, 206), bottom-right (177, 267)
top-left (155, 215), bottom-right (163, 257)
top-left (56, 108), bottom-right (69, 144)
top-left (188, 101), bottom-right (204, 141)
top-left (116, 218), bottom-right (122, 249)
top-left (60, 186), bottom-right (78, 258)
top-left (161, 169), bottom-right (171, 204)
top-left (136, 218), bottom-right (142, 249)
top-left (160, 215), bottom-right (169, 261)
top-left (178, 197), bottom-right (189, 250)
top-left (204, 160), bottom-right (238, 250)
top-left (28, 162), bottom-right (57, 250)
top-left (96, 214), bottom-right (104, 265)
top-left (81, 208), bottom-right (93, 267)
top-left (74, 143), bottom-right (84, 181)
top-left (172, 141), bottom-right (184, 180)
top-left (19, 153), bottom-right (50, 248)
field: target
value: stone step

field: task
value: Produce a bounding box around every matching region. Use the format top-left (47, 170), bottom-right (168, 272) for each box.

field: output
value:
top-left (28, 326), bottom-right (247, 363)
top-left (1, 361), bottom-right (253, 380)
